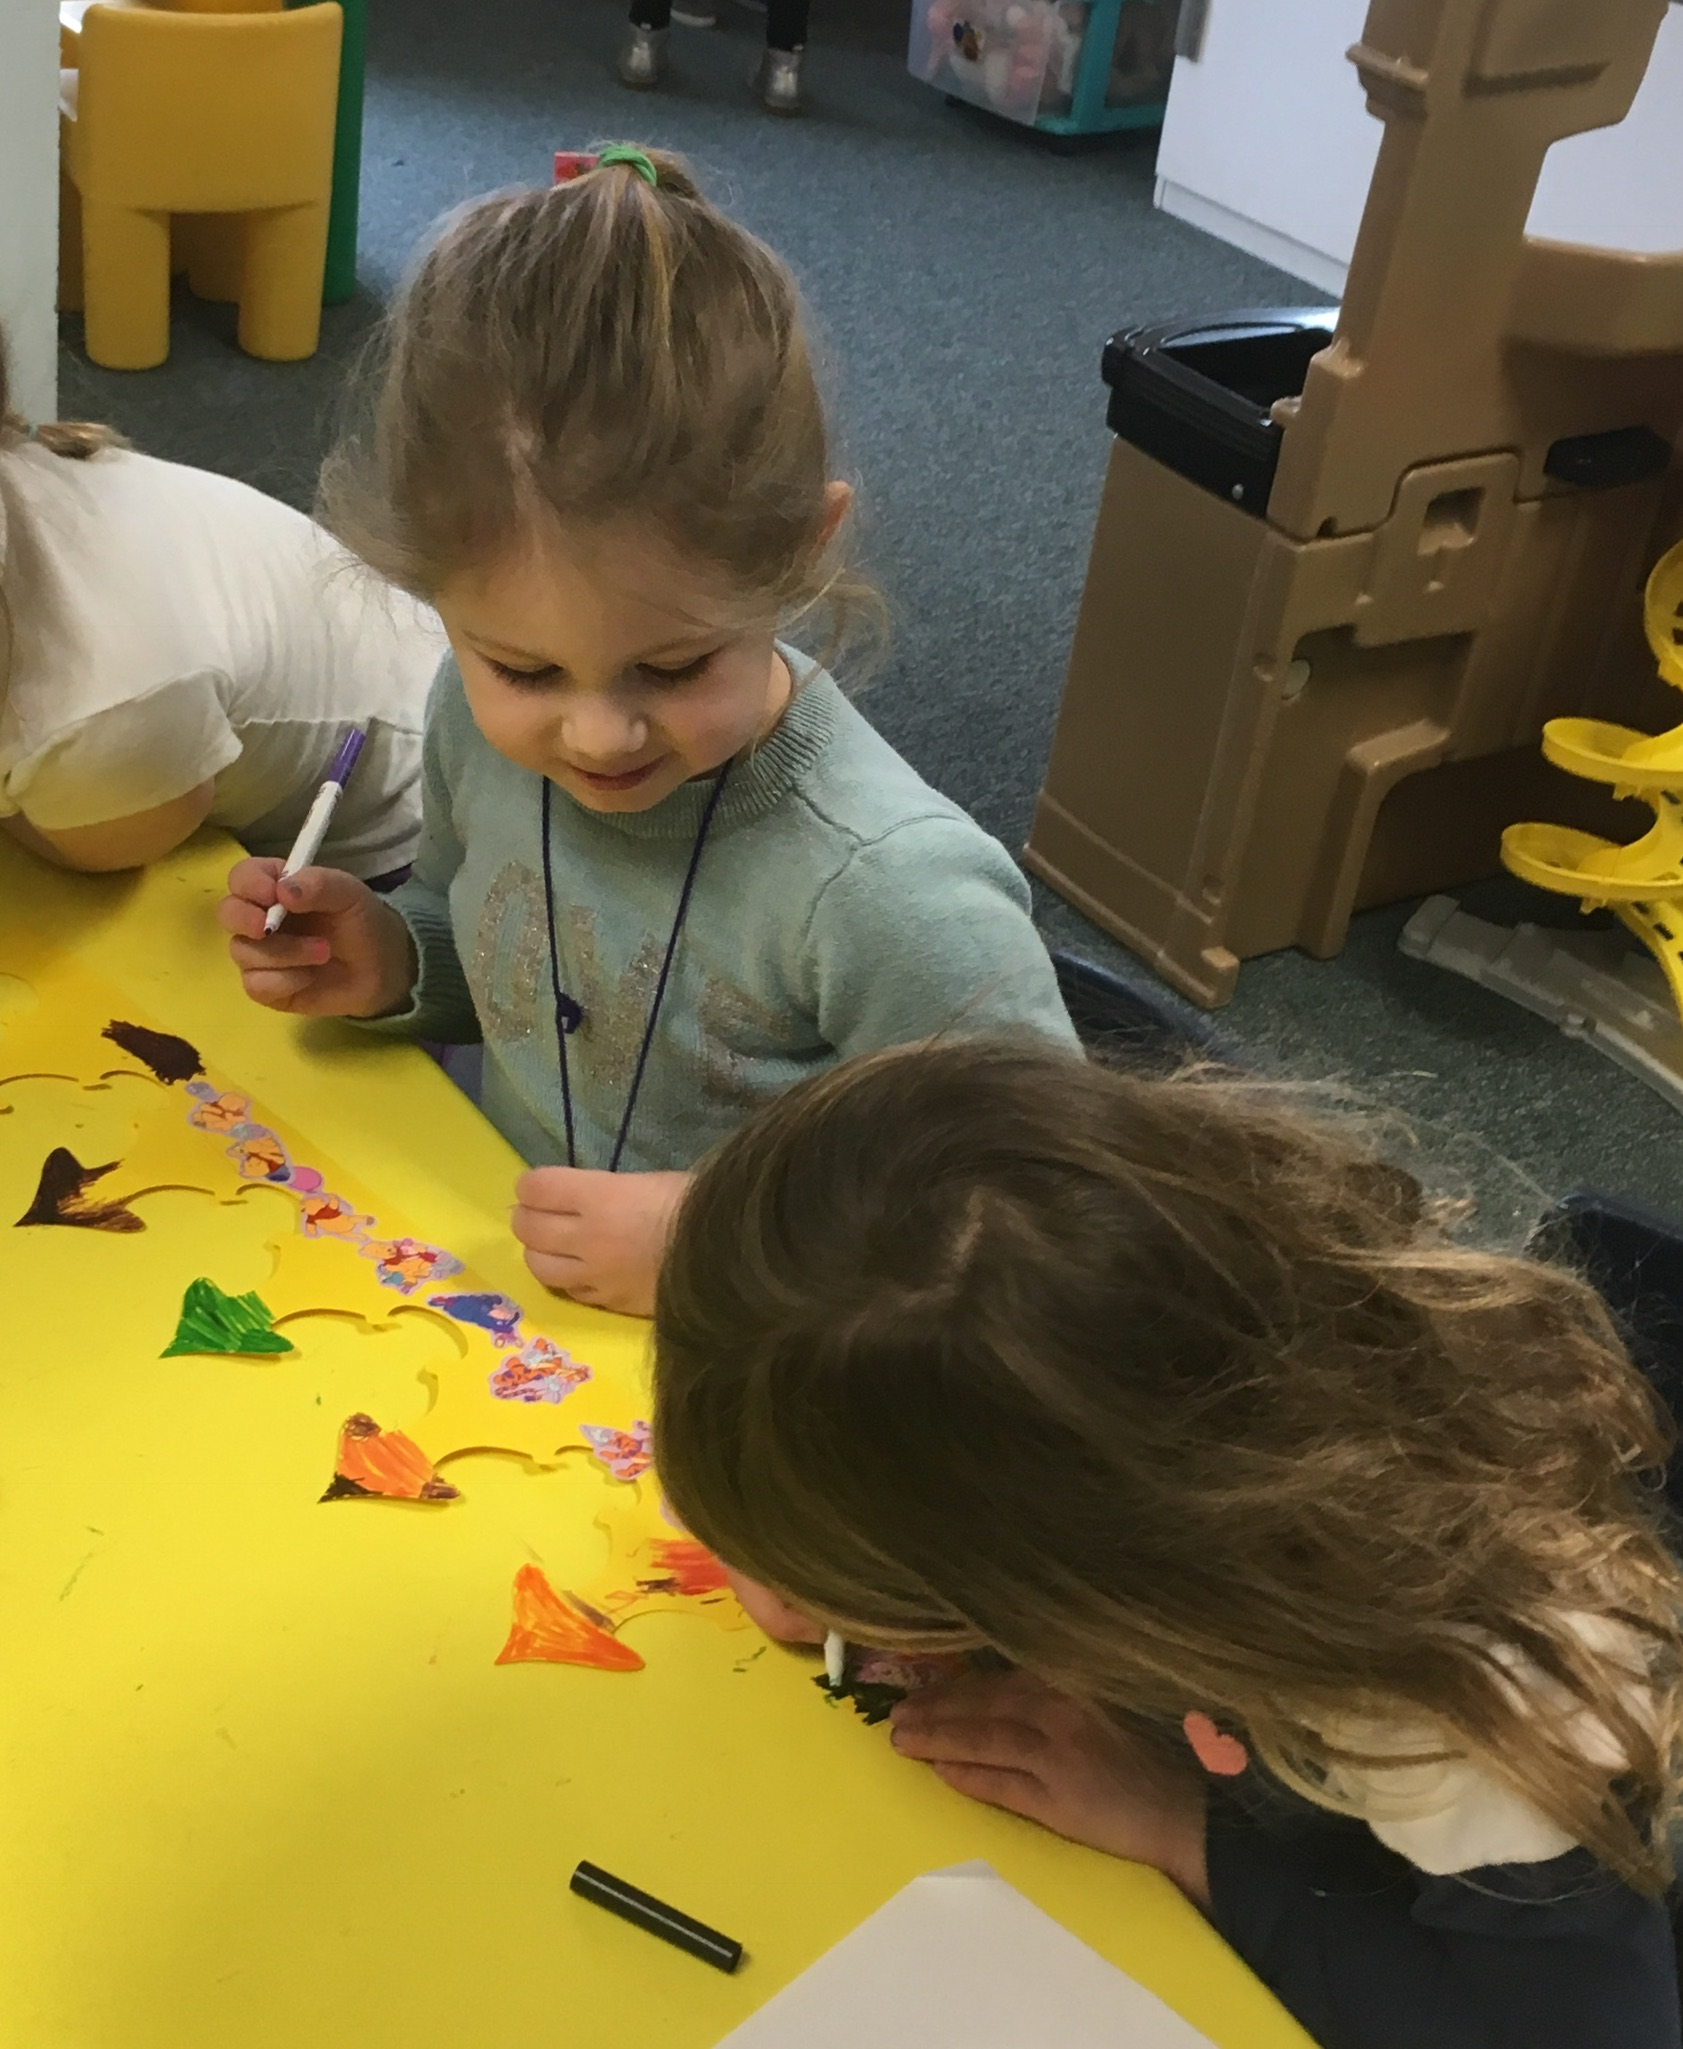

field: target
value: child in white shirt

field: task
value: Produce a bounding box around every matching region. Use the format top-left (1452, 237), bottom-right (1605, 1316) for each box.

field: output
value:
top-left (0, 337), bottom-right (445, 877)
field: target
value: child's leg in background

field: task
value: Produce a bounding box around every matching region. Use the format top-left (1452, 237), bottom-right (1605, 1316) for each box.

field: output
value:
top-left (764, 0), bottom-right (809, 50)
top-left (618, 0), bottom-right (809, 35)
top-left (753, 0), bottom-right (809, 110)
top-left (621, 0), bottom-right (673, 86)
top-left (622, 0), bottom-right (812, 102)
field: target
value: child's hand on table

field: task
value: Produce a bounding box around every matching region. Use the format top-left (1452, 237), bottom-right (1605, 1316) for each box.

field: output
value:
top-left (511, 1166), bottom-right (690, 1317)
top-left (218, 859), bottom-right (417, 1018)
top-left (889, 1669), bottom-right (1211, 1907)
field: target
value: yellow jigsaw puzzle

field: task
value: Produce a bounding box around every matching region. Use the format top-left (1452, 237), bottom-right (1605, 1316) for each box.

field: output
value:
top-left (0, 908), bottom-right (745, 1672)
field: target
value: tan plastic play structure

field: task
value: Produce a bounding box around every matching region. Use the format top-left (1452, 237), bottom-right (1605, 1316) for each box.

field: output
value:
top-left (1025, 0), bottom-right (1683, 1007)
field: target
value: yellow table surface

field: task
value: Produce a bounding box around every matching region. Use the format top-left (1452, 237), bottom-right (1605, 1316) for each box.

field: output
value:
top-left (0, 834), bottom-right (1312, 2049)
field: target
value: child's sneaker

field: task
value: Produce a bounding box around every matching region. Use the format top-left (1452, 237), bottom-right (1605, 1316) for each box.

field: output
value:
top-left (751, 44), bottom-right (802, 113)
top-left (617, 22), bottom-right (669, 86)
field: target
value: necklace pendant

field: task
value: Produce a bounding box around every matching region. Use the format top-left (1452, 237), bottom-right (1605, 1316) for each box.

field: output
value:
top-left (555, 993), bottom-right (585, 1035)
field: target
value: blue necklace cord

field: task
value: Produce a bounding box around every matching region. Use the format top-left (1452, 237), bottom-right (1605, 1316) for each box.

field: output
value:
top-left (541, 762), bottom-right (733, 1173)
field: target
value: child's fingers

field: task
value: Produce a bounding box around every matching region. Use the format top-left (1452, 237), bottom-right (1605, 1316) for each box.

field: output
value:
top-left (514, 1165), bottom-right (591, 1213)
top-left (237, 966), bottom-right (330, 1012)
top-left (891, 1708), bottom-right (1048, 1773)
top-left (521, 1243), bottom-right (585, 1292)
top-left (271, 864), bottom-right (368, 918)
top-left (510, 1202), bottom-right (582, 1256)
top-left (225, 855), bottom-right (286, 907)
top-left (927, 1759), bottom-right (1048, 1820)
top-left (217, 892), bottom-right (274, 942)
top-left (226, 930), bottom-right (332, 974)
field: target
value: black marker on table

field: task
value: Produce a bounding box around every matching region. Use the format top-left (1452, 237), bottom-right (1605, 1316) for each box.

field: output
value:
top-left (570, 1860), bottom-right (744, 1974)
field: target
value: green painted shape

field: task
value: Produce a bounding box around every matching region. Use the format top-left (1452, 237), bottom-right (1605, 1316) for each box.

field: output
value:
top-left (162, 1278), bottom-right (295, 1358)
top-left (287, 0), bottom-right (367, 305)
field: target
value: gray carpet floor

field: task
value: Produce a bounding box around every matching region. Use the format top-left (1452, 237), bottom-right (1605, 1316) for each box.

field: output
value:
top-left (56, 0), bottom-right (1683, 1242)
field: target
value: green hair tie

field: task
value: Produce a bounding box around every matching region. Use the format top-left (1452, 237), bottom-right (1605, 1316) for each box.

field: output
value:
top-left (595, 145), bottom-right (659, 189)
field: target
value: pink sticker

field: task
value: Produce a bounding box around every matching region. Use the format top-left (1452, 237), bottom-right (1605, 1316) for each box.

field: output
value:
top-left (579, 1420), bottom-right (652, 1480)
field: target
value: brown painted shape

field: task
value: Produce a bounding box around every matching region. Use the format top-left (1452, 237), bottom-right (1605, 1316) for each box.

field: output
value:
top-left (15, 1148), bottom-right (145, 1232)
top-left (101, 1020), bottom-right (205, 1085)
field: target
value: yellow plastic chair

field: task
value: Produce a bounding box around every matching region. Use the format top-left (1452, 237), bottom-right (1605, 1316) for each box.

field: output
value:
top-left (61, 0), bottom-right (284, 66)
top-left (58, 2), bottom-right (342, 369)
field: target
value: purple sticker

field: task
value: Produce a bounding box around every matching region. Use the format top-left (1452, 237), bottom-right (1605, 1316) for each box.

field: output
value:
top-left (429, 1291), bottom-right (524, 1346)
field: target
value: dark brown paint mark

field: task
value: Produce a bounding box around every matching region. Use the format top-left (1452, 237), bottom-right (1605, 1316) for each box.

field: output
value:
top-left (16, 1148), bottom-right (145, 1232)
top-left (101, 1020), bottom-right (204, 1085)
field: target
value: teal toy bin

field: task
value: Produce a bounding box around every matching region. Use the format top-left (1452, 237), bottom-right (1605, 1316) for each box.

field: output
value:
top-left (908, 0), bottom-right (1177, 138)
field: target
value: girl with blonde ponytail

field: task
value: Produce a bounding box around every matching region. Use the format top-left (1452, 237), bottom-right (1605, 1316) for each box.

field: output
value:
top-left (218, 149), bottom-right (1075, 1315)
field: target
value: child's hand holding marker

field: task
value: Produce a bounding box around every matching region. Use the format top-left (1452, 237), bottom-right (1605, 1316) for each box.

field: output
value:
top-left (218, 724), bottom-right (418, 1019)
top-left (218, 858), bottom-right (418, 1019)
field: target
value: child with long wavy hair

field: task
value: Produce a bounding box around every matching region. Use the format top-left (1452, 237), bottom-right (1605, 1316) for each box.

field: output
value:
top-left (217, 147), bottom-right (1073, 1314)
top-left (653, 1039), bottom-right (1683, 2049)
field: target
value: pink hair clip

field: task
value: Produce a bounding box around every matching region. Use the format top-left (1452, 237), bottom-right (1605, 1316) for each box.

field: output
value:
top-left (554, 152), bottom-right (599, 184)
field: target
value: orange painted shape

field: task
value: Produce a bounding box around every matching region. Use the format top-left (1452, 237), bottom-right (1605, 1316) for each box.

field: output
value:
top-left (321, 1413), bottom-right (460, 1503)
top-left (640, 1539), bottom-right (731, 1599)
top-left (495, 1564), bottom-right (645, 1672)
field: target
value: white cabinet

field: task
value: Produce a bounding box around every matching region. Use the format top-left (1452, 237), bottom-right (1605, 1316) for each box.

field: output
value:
top-left (1156, 1), bottom-right (1683, 297)
top-left (0, 0), bottom-right (60, 419)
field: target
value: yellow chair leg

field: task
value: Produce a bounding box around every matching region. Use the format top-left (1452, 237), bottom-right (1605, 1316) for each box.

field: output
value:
top-left (80, 200), bottom-right (173, 369)
top-left (238, 202), bottom-right (327, 361)
top-left (57, 169), bottom-right (85, 314)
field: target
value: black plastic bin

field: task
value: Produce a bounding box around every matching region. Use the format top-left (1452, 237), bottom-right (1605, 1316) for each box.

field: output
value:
top-left (1102, 305), bottom-right (1339, 517)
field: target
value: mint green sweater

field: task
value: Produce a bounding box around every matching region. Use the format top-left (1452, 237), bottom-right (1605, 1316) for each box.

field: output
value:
top-left (367, 653), bottom-right (1077, 1172)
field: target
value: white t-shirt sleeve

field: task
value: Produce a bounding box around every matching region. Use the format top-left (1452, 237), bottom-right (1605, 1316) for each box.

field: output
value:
top-left (1340, 1752), bottom-right (1579, 1874)
top-left (8, 672), bottom-right (242, 830)
top-left (1321, 1614), bottom-right (1645, 1875)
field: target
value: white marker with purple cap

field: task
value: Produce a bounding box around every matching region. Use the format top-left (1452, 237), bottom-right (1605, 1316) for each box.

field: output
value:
top-left (262, 727), bottom-right (367, 935)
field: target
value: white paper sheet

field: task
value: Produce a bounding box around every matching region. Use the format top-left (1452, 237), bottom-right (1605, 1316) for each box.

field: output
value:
top-left (715, 1862), bottom-right (1219, 2048)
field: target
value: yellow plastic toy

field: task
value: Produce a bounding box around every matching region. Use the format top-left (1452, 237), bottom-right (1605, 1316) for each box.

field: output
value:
top-left (58, 2), bottom-right (341, 369)
top-left (1503, 539), bottom-right (1683, 1019)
